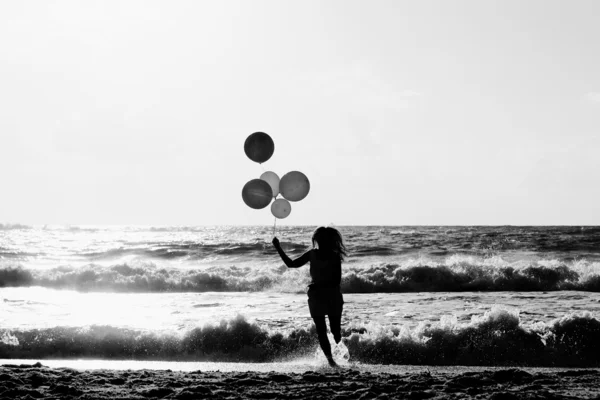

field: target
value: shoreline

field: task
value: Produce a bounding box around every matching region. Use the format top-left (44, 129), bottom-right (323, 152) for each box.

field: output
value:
top-left (3, 358), bottom-right (600, 374)
top-left (2, 360), bottom-right (600, 399)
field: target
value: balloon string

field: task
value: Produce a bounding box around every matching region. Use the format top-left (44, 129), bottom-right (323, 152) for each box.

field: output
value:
top-left (273, 217), bottom-right (277, 237)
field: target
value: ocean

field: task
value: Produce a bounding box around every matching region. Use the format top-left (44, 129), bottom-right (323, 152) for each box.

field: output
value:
top-left (2, 225), bottom-right (600, 368)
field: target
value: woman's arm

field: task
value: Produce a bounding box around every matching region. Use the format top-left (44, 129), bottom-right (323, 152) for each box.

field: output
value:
top-left (272, 237), bottom-right (311, 268)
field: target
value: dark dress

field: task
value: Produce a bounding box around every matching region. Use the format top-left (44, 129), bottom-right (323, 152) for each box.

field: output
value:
top-left (307, 250), bottom-right (344, 317)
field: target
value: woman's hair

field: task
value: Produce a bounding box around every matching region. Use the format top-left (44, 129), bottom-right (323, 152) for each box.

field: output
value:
top-left (311, 226), bottom-right (348, 262)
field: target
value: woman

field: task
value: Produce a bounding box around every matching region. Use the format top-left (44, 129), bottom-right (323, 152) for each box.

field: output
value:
top-left (272, 226), bottom-right (347, 366)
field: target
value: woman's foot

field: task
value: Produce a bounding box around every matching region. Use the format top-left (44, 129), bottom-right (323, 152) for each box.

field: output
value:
top-left (327, 356), bottom-right (338, 367)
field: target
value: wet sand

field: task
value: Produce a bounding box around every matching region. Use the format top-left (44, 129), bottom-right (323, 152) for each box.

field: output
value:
top-left (2, 362), bottom-right (600, 399)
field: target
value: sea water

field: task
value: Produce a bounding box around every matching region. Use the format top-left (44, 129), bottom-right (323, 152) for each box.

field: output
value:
top-left (2, 225), bottom-right (600, 367)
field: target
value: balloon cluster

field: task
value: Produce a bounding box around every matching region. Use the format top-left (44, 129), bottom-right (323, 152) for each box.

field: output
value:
top-left (242, 132), bottom-right (310, 220)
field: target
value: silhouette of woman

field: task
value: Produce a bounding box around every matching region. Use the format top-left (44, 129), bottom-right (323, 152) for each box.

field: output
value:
top-left (272, 226), bottom-right (347, 366)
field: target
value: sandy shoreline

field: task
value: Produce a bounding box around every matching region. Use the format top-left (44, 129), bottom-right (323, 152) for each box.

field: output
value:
top-left (2, 361), bottom-right (600, 399)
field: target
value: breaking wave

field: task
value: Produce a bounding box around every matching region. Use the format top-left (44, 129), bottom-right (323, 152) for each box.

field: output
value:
top-left (1, 308), bottom-right (599, 367)
top-left (2, 256), bottom-right (600, 293)
top-left (342, 256), bottom-right (600, 292)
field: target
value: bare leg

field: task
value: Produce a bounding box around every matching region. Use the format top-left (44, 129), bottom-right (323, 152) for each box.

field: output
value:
top-left (328, 314), bottom-right (342, 344)
top-left (313, 316), bottom-right (336, 366)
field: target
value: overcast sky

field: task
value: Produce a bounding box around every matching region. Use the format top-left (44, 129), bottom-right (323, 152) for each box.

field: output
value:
top-left (1, 0), bottom-right (599, 226)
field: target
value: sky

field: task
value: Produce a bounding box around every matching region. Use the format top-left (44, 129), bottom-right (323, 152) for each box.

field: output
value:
top-left (1, 0), bottom-right (599, 226)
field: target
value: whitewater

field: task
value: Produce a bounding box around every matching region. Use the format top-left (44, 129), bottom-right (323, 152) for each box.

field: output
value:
top-left (2, 225), bottom-right (600, 367)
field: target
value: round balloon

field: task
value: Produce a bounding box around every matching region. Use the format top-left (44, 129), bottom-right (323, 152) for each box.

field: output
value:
top-left (260, 171), bottom-right (280, 198)
top-left (244, 132), bottom-right (274, 164)
top-left (242, 179), bottom-right (273, 209)
top-left (279, 171), bottom-right (310, 202)
top-left (271, 198), bottom-right (291, 219)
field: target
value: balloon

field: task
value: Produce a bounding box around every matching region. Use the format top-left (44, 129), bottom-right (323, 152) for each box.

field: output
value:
top-left (242, 179), bottom-right (273, 209)
top-left (280, 171), bottom-right (310, 202)
top-left (244, 132), bottom-right (274, 164)
top-left (260, 171), bottom-right (280, 198)
top-left (271, 198), bottom-right (291, 219)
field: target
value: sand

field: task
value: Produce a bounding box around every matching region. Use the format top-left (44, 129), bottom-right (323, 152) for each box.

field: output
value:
top-left (1, 361), bottom-right (600, 399)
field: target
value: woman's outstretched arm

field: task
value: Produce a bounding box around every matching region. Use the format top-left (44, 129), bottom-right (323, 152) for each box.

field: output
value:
top-left (272, 237), bottom-right (311, 268)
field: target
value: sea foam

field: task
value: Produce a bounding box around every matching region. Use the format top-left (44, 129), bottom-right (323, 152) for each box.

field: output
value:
top-left (1, 308), bottom-right (599, 367)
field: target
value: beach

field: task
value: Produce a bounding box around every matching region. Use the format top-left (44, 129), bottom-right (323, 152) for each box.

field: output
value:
top-left (3, 0), bottom-right (600, 395)
top-left (2, 361), bottom-right (600, 399)
top-left (3, 225), bottom-right (600, 398)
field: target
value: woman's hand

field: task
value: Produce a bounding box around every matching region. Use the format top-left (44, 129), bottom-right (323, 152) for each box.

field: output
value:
top-left (272, 237), bottom-right (280, 248)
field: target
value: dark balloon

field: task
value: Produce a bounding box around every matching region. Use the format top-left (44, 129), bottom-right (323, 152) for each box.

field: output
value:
top-left (280, 171), bottom-right (310, 202)
top-left (242, 179), bottom-right (273, 209)
top-left (244, 132), bottom-right (275, 164)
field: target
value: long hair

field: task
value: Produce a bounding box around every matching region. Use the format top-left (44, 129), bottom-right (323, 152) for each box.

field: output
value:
top-left (311, 226), bottom-right (348, 262)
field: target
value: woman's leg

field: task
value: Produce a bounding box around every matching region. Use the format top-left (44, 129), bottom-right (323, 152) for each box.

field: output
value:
top-left (328, 314), bottom-right (342, 344)
top-left (312, 316), bottom-right (335, 365)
